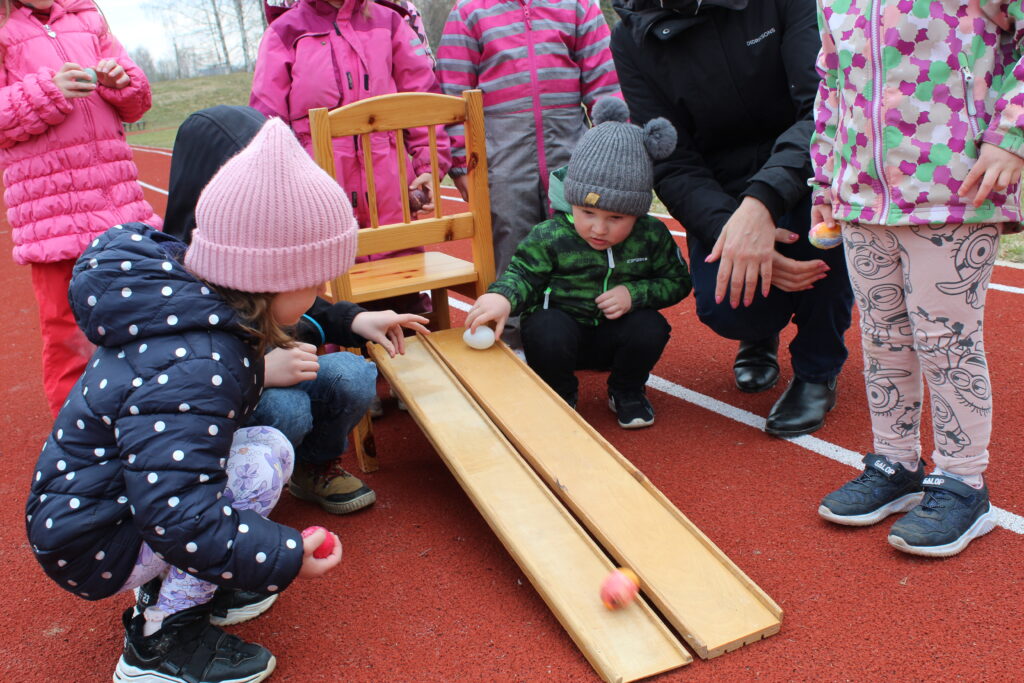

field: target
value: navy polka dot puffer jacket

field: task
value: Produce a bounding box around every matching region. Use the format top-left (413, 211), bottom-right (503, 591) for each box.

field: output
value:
top-left (25, 223), bottom-right (304, 601)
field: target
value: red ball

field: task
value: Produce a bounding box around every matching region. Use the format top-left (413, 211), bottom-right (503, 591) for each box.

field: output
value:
top-left (301, 525), bottom-right (335, 559)
top-left (600, 568), bottom-right (640, 610)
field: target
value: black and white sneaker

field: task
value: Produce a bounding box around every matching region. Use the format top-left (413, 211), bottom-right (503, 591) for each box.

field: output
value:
top-left (608, 389), bottom-right (655, 429)
top-left (819, 453), bottom-right (925, 526)
top-left (134, 581), bottom-right (277, 628)
top-left (114, 604), bottom-right (276, 683)
top-left (888, 475), bottom-right (995, 557)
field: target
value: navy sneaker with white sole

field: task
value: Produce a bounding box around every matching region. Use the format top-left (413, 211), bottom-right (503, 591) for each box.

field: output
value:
top-left (133, 580), bottom-right (278, 627)
top-left (608, 389), bottom-right (655, 429)
top-left (888, 475), bottom-right (995, 558)
top-left (818, 453), bottom-right (925, 526)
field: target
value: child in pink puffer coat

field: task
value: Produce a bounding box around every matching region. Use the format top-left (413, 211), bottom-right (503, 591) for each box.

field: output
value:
top-left (0, 0), bottom-right (159, 417)
top-left (251, 0), bottom-right (450, 314)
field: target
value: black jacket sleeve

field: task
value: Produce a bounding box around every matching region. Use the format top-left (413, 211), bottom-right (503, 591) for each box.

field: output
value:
top-left (738, 0), bottom-right (821, 226)
top-left (293, 297), bottom-right (368, 348)
top-left (611, 25), bottom-right (740, 249)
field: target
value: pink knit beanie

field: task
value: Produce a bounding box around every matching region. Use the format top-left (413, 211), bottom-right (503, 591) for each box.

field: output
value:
top-left (185, 117), bottom-right (357, 293)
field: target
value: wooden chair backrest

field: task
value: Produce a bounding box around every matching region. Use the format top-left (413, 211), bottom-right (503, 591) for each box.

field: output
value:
top-left (309, 90), bottom-right (494, 302)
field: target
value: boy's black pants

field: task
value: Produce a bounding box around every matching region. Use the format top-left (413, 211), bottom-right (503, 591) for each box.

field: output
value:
top-left (520, 308), bottom-right (670, 404)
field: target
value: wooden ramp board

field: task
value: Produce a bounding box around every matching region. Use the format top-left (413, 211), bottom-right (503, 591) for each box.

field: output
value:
top-left (423, 329), bottom-right (783, 659)
top-left (369, 336), bottom-right (691, 683)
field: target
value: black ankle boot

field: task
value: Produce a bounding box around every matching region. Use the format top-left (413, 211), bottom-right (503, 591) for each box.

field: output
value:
top-left (114, 603), bottom-right (276, 683)
top-left (764, 377), bottom-right (837, 437)
top-left (733, 336), bottom-right (780, 393)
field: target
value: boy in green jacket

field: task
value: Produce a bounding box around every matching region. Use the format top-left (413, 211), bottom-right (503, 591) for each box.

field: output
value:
top-left (466, 98), bottom-right (690, 428)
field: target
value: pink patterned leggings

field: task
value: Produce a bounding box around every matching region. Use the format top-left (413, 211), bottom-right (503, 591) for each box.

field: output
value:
top-left (117, 426), bottom-right (295, 615)
top-left (842, 222), bottom-right (998, 477)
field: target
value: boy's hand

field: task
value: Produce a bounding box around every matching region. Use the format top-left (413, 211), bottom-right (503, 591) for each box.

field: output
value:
top-left (53, 63), bottom-right (95, 99)
top-left (298, 527), bottom-right (342, 578)
top-left (466, 293), bottom-right (511, 339)
top-left (264, 343), bottom-right (319, 388)
top-left (595, 285), bottom-right (632, 319)
top-left (95, 59), bottom-right (130, 89)
top-left (351, 310), bottom-right (430, 357)
top-left (960, 143), bottom-right (1024, 207)
top-left (410, 173), bottom-right (435, 212)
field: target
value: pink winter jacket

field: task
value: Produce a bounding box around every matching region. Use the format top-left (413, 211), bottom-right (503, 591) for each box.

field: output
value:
top-left (0, 0), bottom-right (159, 265)
top-left (250, 0), bottom-right (450, 232)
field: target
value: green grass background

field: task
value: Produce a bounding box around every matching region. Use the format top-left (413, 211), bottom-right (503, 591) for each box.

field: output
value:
top-left (130, 72), bottom-right (1024, 262)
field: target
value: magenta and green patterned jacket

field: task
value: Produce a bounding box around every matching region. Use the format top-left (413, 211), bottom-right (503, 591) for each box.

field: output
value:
top-left (810, 0), bottom-right (1024, 226)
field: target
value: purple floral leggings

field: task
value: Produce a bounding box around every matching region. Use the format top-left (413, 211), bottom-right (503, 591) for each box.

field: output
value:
top-left (117, 426), bottom-right (294, 615)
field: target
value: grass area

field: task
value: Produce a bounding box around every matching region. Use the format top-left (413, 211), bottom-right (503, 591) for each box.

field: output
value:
top-left (125, 72), bottom-right (1024, 263)
top-left (126, 71), bottom-right (254, 149)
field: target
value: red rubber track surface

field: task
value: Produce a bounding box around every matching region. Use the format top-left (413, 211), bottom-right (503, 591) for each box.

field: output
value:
top-left (1, 146), bottom-right (1022, 682)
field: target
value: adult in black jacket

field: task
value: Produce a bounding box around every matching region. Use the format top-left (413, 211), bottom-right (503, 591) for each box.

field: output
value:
top-left (610, 0), bottom-right (853, 436)
top-left (165, 106), bottom-right (427, 513)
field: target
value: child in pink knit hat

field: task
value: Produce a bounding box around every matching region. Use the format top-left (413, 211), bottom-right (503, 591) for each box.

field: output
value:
top-left (26, 118), bottom-right (412, 683)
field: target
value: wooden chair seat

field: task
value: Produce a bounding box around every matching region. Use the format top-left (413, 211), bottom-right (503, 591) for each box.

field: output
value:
top-left (346, 252), bottom-right (477, 303)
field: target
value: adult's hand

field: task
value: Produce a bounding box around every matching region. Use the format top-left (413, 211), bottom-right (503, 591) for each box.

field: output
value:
top-left (705, 196), bottom-right (777, 308)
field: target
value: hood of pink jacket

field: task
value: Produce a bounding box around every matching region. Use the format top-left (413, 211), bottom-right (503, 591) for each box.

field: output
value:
top-left (0, 0), bottom-right (159, 265)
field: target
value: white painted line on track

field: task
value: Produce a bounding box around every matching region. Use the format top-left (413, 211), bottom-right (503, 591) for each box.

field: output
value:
top-left (446, 294), bottom-right (1023, 535)
top-left (138, 181), bottom-right (167, 196)
top-left (990, 282), bottom-right (1024, 295)
top-left (130, 145), bottom-right (172, 156)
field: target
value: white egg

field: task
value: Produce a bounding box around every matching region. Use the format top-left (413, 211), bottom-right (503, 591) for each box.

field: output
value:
top-left (463, 326), bottom-right (496, 350)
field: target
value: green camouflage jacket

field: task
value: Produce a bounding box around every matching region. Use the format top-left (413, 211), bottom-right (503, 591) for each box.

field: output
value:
top-left (489, 191), bottom-right (691, 325)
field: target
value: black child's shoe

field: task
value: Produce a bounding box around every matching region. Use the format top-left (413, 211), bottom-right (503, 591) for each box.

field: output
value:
top-left (134, 579), bottom-right (277, 628)
top-left (114, 604), bottom-right (276, 683)
top-left (608, 389), bottom-right (655, 429)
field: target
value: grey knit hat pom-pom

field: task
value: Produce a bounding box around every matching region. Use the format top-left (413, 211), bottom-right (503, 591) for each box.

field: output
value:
top-left (643, 117), bottom-right (677, 161)
top-left (592, 97), bottom-right (629, 126)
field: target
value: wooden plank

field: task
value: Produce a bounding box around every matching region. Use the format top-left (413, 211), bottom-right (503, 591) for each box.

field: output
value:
top-left (425, 329), bottom-right (783, 659)
top-left (326, 92), bottom-right (467, 135)
top-left (348, 252), bottom-right (477, 302)
top-left (354, 213), bottom-right (475, 256)
top-left (368, 337), bottom-right (691, 683)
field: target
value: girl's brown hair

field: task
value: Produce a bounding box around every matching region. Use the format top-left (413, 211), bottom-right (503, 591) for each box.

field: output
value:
top-left (209, 285), bottom-right (296, 356)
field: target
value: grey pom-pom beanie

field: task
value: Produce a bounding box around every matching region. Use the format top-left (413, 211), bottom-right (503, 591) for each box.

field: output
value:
top-left (563, 98), bottom-right (677, 216)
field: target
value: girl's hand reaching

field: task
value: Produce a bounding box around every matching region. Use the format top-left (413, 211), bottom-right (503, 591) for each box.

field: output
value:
top-left (298, 527), bottom-right (342, 578)
top-left (264, 342), bottom-right (320, 388)
top-left (465, 293), bottom-right (511, 339)
top-left (960, 143), bottom-right (1024, 207)
top-left (95, 58), bottom-right (130, 90)
top-left (351, 310), bottom-right (431, 357)
top-left (410, 173), bottom-right (435, 212)
top-left (53, 63), bottom-right (96, 99)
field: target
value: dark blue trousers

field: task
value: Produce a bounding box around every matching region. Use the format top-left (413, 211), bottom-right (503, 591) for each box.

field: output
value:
top-left (687, 196), bottom-right (854, 384)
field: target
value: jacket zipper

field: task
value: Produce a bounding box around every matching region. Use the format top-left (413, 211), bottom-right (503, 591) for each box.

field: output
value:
top-left (522, 1), bottom-right (551, 196)
top-left (597, 248), bottom-right (615, 323)
top-left (960, 62), bottom-right (980, 139)
top-left (868, 3), bottom-right (891, 222)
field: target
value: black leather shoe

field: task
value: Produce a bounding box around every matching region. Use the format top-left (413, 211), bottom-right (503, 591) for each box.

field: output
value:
top-left (733, 336), bottom-right (780, 393)
top-left (765, 377), bottom-right (837, 437)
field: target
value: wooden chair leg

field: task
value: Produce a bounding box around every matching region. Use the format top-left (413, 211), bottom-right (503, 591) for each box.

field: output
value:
top-left (430, 288), bottom-right (451, 330)
top-left (352, 410), bottom-right (379, 473)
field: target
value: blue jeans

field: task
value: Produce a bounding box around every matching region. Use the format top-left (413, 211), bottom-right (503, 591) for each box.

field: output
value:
top-left (249, 352), bottom-right (377, 465)
top-left (687, 195), bottom-right (854, 384)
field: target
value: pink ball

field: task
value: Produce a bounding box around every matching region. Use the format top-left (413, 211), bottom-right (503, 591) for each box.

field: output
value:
top-left (301, 525), bottom-right (335, 559)
top-left (600, 568), bottom-right (640, 610)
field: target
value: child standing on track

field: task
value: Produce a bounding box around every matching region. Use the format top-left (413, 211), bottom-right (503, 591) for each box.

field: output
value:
top-left (26, 119), bottom-right (353, 683)
top-left (251, 0), bottom-right (449, 315)
top-left (465, 99), bottom-right (690, 428)
top-left (164, 105), bottom-right (429, 518)
top-left (0, 0), bottom-right (158, 417)
top-left (436, 0), bottom-right (622, 349)
top-left (813, 0), bottom-right (1024, 557)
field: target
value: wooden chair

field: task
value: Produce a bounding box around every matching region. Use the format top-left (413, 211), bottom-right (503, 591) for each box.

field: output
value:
top-left (309, 90), bottom-right (495, 471)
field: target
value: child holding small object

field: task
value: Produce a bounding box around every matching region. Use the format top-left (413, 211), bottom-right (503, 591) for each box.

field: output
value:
top-left (164, 105), bottom-right (429, 517)
top-left (812, 0), bottom-right (1024, 556)
top-left (0, 0), bottom-right (158, 416)
top-left (25, 119), bottom-right (354, 683)
top-left (465, 99), bottom-right (690, 428)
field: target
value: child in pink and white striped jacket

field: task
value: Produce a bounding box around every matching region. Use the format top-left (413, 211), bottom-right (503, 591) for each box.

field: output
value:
top-left (436, 0), bottom-right (621, 348)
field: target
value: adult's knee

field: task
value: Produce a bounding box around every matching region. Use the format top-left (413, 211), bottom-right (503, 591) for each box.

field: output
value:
top-left (693, 287), bottom-right (791, 341)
